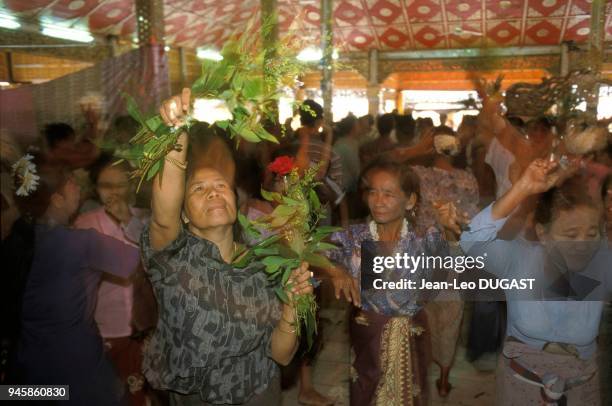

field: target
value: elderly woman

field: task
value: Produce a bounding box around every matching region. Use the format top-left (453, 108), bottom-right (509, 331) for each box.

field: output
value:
top-left (141, 89), bottom-right (312, 406)
top-left (461, 159), bottom-right (611, 405)
top-left (325, 159), bottom-right (449, 406)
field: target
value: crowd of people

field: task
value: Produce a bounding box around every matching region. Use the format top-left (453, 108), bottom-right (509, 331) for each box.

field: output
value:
top-left (0, 82), bottom-right (611, 406)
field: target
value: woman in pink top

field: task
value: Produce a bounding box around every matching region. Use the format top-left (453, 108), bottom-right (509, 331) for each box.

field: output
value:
top-left (74, 154), bottom-right (150, 406)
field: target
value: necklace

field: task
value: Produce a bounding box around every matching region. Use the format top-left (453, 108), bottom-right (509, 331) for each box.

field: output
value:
top-left (369, 218), bottom-right (409, 241)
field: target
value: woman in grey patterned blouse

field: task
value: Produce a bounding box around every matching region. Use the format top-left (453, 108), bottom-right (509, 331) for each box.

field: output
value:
top-left (141, 88), bottom-right (313, 405)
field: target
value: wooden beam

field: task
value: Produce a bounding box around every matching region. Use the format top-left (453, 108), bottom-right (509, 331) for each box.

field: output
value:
top-left (135, 0), bottom-right (165, 45)
top-left (0, 27), bottom-right (110, 62)
top-left (586, 0), bottom-right (606, 115)
top-left (261, 0), bottom-right (279, 122)
top-left (320, 0), bottom-right (333, 125)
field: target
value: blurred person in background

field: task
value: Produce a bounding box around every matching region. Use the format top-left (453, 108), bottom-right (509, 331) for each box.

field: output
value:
top-left (358, 114), bottom-right (377, 144)
top-left (2, 153), bottom-right (140, 404)
top-left (333, 115), bottom-right (362, 195)
top-left (74, 154), bottom-right (153, 405)
top-left (360, 113), bottom-right (397, 167)
top-left (411, 125), bottom-right (479, 397)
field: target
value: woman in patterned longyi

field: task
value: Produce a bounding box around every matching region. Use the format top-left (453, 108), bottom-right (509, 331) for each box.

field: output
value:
top-left (326, 159), bottom-right (449, 406)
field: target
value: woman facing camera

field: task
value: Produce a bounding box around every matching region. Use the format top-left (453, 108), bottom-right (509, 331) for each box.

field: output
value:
top-left (461, 159), bottom-right (611, 405)
top-left (141, 89), bottom-right (312, 405)
top-left (326, 159), bottom-right (449, 406)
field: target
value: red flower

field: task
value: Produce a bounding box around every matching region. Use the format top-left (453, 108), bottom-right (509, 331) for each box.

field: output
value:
top-left (267, 156), bottom-right (295, 176)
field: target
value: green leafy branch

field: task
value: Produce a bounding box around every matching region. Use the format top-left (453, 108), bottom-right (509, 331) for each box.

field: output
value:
top-left (117, 16), bottom-right (307, 189)
top-left (233, 166), bottom-right (340, 348)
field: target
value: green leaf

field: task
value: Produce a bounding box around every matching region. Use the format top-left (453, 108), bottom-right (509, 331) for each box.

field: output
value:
top-left (233, 106), bottom-right (249, 120)
top-left (193, 60), bottom-right (227, 94)
top-left (219, 90), bottom-right (233, 100)
top-left (143, 138), bottom-right (158, 155)
top-left (231, 123), bottom-right (260, 143)
top-left (237, 212), bottom-right (260, 239)
top-left (253, 247), bottom-right (279, 256)
top-left (146, 115), bottom-right (164, 132)
top-left (262, 256), bottom-right (289, 267)
top-left (281, 267), bottom-right (291, 286)
top-left (146, 160), bottom-right (162, 181)
top-left (254, 126), bottom-right (279, 144)
top-left (261, 189), bottom-right (282, 203)
top-left (281, 196), bottom-right (302, 206)
top-left (232, 245), bottom-right (254, 267)
top-left (272, 204), bottom-right (296, 218)
top-left (154, 122), bottom-right (172, 138)
top-left (242, 77), bottom-right (263, 99)
top-left (216, 120), bottom-right (230, 130)
top-left (233, 251), bottom-right (254, 268)
top-left (123, 93), bottom-right (145, 126)
top-left (270, 215), bottom-right (290, 228)
top-left (278, 245), bottom-right (299, 259)
top-left (262, 256), bottom-right (290, 274)
top-left (308, 189), bottom-right (321, 212)
top-left (275, 286), bottom-right (289, 304)
top-left (240, 127), bottom-right (262, 143)
top-left (303, 252), bottom-right (333, 269)
top-left (315, 226), bottom-right (342, 235)
top-left (314, 242), bottom-right (337, 251)
top-left (257, 234), bottom-right (282, 248)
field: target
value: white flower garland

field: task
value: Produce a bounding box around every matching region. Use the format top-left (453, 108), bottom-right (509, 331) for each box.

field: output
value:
top-left (11, 153), bottom-right (40, 196)
top-left (369, 218), bottom-right (409, 241)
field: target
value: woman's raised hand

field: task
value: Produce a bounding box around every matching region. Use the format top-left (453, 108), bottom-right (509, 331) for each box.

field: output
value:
top-left (515, 159), bottom-right (561, 195)
top-left (160, 88), bottom-right (191, 127)
top-left (416, 127), bottom-right (435, 155)
top-left (434, 201), bottom-right (466, 237)
top-left (285, 262), bottom-right (313, 302)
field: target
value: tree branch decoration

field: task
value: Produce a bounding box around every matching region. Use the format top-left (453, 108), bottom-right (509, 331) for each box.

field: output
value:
top-left (117, 18), bottom-right (306, 191)
top-left (233, 157), bottom-right (340, 349)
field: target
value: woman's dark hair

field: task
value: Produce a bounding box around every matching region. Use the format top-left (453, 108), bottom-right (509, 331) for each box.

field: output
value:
top-left (299, 100), bottom-right (324, 128)
top-left (44, 123), bottom-right (75, 149)
top-left (14, 153), bottom-right (71, 221)
top-left (377, 113), bottom-right (395, 137)
top-left (526, 116), bottom-right (554, 134)
top-left (360, 158), bottom-right (421, 226)
top-left (507, 116), bottom-right (525, 130)
top-left (186, 122), bottom-right (236, 183)
top-left (534, 177), bottom-right (601, 228)
top-left (360, 114), bottom-right (374, 127)
top-left (236, 157), bottom-right (264, 200)
top-left (394, 114), bottom-right (415, 143)
top-left (88, 152), bottom-right (132, 185)
top-left (336, 115), bottom-right (358, 138)
top-left (111, 115), bottom-right (139, 139)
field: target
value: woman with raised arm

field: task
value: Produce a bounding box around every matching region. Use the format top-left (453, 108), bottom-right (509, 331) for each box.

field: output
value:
top-left (140, 88), bottom-right (313, 406)
top-left (460, 159), bottom-right (611, 405)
